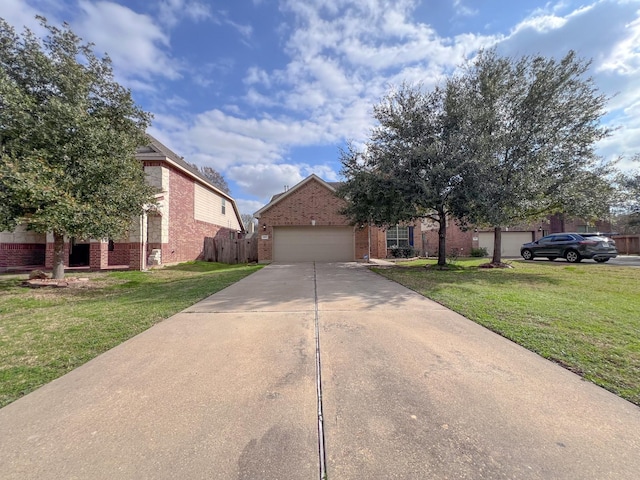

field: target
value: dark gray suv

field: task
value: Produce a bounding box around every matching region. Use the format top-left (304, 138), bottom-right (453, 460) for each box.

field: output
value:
top-left (520, 233), bottom-right (618, 263)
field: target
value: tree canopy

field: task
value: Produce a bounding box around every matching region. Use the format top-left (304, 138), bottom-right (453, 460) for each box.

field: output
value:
top-left (188, 163), bottom-right (230, 194)
top-left (0, 17), bottom-right (155, 278)
top-left (240, 213), bottom-right (255, 232)
top-left (613, 158), bottom-right (640, 233)
top-left (454, 49), bottom-right (613, 263)
top-left (338, 82), bottom-right (469, 266)
top-left (339, 49), bottom-right (614, 266)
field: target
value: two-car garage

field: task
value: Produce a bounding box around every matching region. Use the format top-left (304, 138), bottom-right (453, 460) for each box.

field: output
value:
top-left (272, 226), bottom-right (354, 262)
top-left (478, 231), bottom-right (535, 257)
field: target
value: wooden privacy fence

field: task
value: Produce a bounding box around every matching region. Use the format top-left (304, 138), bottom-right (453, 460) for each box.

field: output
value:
top-left (203, 235), bottom-right (258, 264)
top-left (612, 235), bottom-right (640, 255)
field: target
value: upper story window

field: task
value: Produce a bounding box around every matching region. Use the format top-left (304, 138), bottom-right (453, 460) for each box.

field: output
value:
top-left (221, 198), bottom-right (226, 215)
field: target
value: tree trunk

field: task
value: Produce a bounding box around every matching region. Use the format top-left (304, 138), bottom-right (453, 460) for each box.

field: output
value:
top-left (492, 226), bottom-right (502, 265)
top-left (52, 232), bottom-right (65, 279)
top-left (437, 217), bottom-right (447, 266)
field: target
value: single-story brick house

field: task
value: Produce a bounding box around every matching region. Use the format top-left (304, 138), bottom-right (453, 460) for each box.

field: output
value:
top-left (254, 174), bottom-right (420, 263)
top-left (0, 135), bottom-right (244, 272)
top-left (421, 215), bottom-right (614, 258)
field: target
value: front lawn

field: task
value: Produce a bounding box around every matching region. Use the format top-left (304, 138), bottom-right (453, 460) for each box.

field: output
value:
top-left (0, 262), bottom-right (262, 408)
top-left (374, 259), bottom-right (640, 406)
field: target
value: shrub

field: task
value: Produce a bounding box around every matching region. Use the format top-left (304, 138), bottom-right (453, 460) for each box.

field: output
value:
top-left (388, 246), bottom-right (417, 258)
top-left (470, 247), bottom-right (489, 257)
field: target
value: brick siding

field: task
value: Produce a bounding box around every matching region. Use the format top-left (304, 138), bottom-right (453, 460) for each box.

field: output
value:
top-left (108, 242), bottom-right (130, 266)
top-left (422, 222), bottom-right (474, 258)
top-left (166, 169), bottom-right (230, 265)
top-left (0, 243), bottom-right (46, 271)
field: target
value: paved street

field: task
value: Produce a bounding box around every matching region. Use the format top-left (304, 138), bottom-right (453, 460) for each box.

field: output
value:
top-left (1, 263), bottom-right (639, 479)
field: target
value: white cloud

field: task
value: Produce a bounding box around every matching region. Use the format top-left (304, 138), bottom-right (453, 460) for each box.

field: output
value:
top-left (235, 198), bottom-right (266, 216)
top-left (75, 1), bottom-right (181, 81)
top-left (0, 0), bottom-right (44, 32)
top-left (598, 15), bottom-right (640, 76)
top-left (227, 163), bottom-right (304, 200)
top-left (244, 67), bottom-right (272, 87)
top-left (302, 164), bottom-right (340, 182)
top-left (224, 18), bottom-right (253, 40)
top-left (498, 0), bottom-right (640, 161)
top-left (453, 0), bottom-right (479, 17)
top-left (157, 0), bottom-right (213, 28)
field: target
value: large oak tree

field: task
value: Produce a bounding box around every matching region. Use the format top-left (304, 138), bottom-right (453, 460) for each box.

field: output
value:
top-left (455, 50), bottom-right (613, 264)
top-left (338, 82), bottom-right (470, 267)
top-left (0, 17), bottom-right (155, 278)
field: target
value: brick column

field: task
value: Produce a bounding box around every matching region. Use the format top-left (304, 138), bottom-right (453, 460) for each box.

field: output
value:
top-left (89, 240), bottom-right (109, 270)
top-left (129, 242), bottom-right (144, 270)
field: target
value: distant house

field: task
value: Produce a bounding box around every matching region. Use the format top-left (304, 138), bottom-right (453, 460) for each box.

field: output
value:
top-left (254, 174), bottom-right (420, 263)
top-left (421, 214), bottom-right (614, 258)
top-left (0, 135), bottom-right (244, 272)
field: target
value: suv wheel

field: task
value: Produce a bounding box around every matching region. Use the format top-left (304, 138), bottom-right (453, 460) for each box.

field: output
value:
top-left (594, 258), bottom-right (609, 263)
top-left (521, 249), bottom-right (533, 260)
top-left (565, 250), bottom-right (581, 263)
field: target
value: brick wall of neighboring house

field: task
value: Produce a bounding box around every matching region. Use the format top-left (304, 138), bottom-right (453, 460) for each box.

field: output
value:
top-left (165, 169), bottom-right (230, 265)
top-left (108, 241), bottom-right (130, 266)
top-left (0, 243), bottom-right (46, 271)
top-left (261, 178), bottom-right (352, 228)
top-left (422, 221), bottom-right (474, 258)
top-left (548, 214), bottom-right (613, 233)
top-left (0, 228), bottom-right (47, 271)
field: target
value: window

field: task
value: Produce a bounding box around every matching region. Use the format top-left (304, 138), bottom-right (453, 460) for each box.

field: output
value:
top-left (221, 198), bottom-right (226, 215)
top-left (386, 226), bottom-right (410, 248)
top-left (577, 225), bottom-right (597, 233)
top-left (552, 235), bottom-right (572, 242)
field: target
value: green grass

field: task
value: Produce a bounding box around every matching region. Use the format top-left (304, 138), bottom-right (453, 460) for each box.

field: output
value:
top-left (0, 262), bottom-right (262, 407)
top-left (374, 258), bottom-right (640, 406)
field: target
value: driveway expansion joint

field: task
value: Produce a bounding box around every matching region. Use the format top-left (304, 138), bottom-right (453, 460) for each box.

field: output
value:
top-left (314, 262), bottom-right (328, 480)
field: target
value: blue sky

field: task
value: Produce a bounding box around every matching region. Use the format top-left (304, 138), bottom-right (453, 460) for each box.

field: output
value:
top-left (1, 0), bottom-right (639, 215)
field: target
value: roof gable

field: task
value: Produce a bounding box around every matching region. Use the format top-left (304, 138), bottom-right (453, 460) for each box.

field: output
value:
top-left (137, 135), bottom-right (223, 192)
top-left (254, 174), bottom-right (340, 217)
top-left (137, 134), bottom-right (246, 232)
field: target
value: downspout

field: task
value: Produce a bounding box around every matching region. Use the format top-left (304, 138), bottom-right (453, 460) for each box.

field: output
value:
top-left (141, 212), bottom-right (147, 271)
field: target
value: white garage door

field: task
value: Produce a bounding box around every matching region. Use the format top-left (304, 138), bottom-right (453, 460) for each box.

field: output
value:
top-left (273, 226), bottom-right (354, 262)
top-left (479, 231), bottom-right (534, 257)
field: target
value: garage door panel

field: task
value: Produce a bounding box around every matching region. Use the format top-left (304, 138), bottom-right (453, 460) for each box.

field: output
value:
top-left (273, 227), bottom-right (354, 262)
top-left (479, 232), bottom-right (534, 257)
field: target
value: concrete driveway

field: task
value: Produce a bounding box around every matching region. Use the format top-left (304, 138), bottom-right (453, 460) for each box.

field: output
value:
top-left (1, 263), bottom-right (639, 479)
